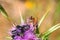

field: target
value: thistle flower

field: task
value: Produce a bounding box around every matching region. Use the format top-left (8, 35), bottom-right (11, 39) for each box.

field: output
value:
top-left (0, 4), bottom-right (60, 40)
top-left (10, 16), bottom-right (40, 40)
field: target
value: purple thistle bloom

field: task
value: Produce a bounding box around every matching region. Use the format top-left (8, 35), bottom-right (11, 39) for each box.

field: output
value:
top-left (24, 31), bottom-right (38, 40)
top-left (10, 16), bottom-right (40, 40)
top-left (11, 24), bottom-right (40, 40)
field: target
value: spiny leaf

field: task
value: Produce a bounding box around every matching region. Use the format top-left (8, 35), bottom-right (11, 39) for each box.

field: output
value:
top-left (37, 4), bottom-right (52, 35)
top-left (0, 5), bottom-right (15, 26)
top-left (0, 5), bottom-right (8, 18)
top-left (38, 4), bottom-right (51, 28)
top-left (5, 36), bottom-right (12, 40)
top-left (41, 23), bottom-right (60, 40)
top-left (19, 10), bottom-right (25, 25)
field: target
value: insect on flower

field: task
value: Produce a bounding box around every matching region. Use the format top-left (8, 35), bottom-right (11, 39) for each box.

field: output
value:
top-left (10, 16), bottom-right (40, 40)
top-left (0, 5), bottom-right (60, 40)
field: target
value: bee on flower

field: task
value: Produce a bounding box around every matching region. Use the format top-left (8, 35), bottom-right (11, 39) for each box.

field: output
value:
top-left (0, 5), bottom-right (60, 40)
top-left (10, 16), bottom-right (40, 40)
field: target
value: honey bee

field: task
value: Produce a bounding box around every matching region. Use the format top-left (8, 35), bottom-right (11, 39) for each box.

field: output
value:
top-left (28, 16), bottom-right (38, 26)
top-left (26, 16), bottom-right (38, 31)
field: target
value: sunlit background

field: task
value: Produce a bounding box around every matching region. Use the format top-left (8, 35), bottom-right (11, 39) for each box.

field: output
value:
top-left (0, 0), bottom-right (60, 40)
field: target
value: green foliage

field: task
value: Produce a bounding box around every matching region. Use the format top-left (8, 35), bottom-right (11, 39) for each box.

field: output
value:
top-left (0, 5), bottom-right (14, 25)
top-left (0, 5), bottom-right (8, 18)
top-left (41, 23), bottom-right (60, 40)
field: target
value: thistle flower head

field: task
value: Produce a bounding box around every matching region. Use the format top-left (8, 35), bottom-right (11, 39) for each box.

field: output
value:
top-left (0, 4), bottom-right (60, 40)
top-left (11, 25), bottom-right (39, 40)
top-left (10, 16), bottom-right (40, 40)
